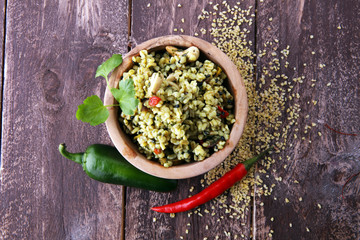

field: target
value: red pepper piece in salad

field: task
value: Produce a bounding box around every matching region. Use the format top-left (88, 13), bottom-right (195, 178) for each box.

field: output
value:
top-left (149, 96), bottom-right (161, 106)
top-left (217, 106), bottom-right (229, 118)
top-left (154, 148), bottom-right (162, 155)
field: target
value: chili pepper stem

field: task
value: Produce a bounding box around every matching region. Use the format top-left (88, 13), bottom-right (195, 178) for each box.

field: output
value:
top-left (58, 143), bottom-right (84, 164)
top-left (243, 146), bottom-right (274, 171)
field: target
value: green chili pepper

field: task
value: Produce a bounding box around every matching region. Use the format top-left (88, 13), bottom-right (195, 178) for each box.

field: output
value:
top-left (58, 143), bottom-right (178, 192)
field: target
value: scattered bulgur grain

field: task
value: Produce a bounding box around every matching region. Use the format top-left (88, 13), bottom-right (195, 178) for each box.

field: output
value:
top-left (192, 2), bottom-right (307, 238)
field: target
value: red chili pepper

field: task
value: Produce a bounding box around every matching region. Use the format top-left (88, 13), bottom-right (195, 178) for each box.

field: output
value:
top-left (154, 148), bottom-right (162, 155)
top-left (149, 96), bottom-right (161, 106)
top-left (217, 106), bottom-right (229, 118)
top-left (151, 147), bottom-right (274, 213)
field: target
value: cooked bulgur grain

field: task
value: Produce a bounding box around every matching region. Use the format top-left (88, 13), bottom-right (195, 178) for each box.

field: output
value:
top-left (119, 47), bottom-right (235, 167)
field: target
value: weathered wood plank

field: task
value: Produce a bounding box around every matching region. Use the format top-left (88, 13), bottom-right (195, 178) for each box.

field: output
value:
top-left (255, 0), bottom-right (360, 239)
top-left (0, 0), bottom-right (5, 139)
top-left (0, 0), bottom-right (129, 239)
top-left (127, 1), bottom-right (256, 239)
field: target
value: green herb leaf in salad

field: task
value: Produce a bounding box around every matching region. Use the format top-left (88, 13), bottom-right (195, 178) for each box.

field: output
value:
top-left (76, 54), bottom-right (139, 126)
top-left (110, 78), bottom-right (139, 115)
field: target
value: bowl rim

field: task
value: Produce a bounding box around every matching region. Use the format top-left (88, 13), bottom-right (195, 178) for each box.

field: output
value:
top-left (104, 35), bottom-right (248, 179)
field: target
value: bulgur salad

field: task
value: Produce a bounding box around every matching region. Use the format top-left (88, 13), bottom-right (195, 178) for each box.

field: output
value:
top-left (119, 46), bottom-right (235, 167)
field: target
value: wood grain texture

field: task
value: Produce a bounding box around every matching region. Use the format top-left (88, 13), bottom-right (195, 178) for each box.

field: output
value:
top-left (130, 0), bottom-right (210, 45)
top-left (0, 0), bottom-right (5, 142)
top-left (126, 1), bottom-right (256, 239)
top-left (254, 0), bottom-right (360, 239)
top-left (1, 0), bottom-right (359, 239)
top-left (0, 0), bottom-right (128, 239)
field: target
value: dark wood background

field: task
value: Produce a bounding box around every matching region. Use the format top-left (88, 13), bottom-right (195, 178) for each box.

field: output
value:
top-left (0, 0), bottom-right (359, 239)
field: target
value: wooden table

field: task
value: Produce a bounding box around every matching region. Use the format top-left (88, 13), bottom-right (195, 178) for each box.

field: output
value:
top-left (0, 0), bottom-right (359, 239)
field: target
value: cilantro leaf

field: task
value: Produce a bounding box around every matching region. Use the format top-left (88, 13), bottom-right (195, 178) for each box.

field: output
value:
top-left (95, 54), bottom-right (123, 81)
top-left (111, 78), bottom-right (139, 115)
top-left (75, 54), bottom-right (138, 126)
top-left (76, 95), bottom-right (109, 126)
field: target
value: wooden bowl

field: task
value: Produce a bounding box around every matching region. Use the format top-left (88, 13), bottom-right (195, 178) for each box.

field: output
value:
top-left (104, 35), bottom-right (248, 179)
